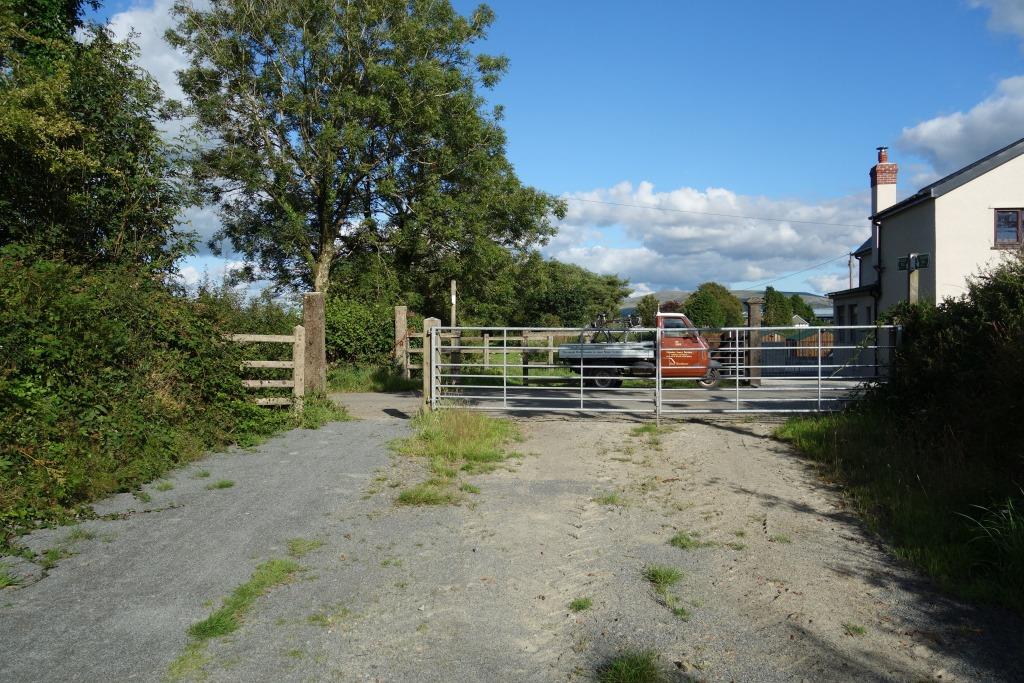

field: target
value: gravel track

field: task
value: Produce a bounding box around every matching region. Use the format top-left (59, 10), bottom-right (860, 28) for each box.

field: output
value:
top-left (1, 392), bottom-right (1021, 682)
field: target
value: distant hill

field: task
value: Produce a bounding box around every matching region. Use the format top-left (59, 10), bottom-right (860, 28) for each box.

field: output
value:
top-left (621, 289), bottom-right (832, 316)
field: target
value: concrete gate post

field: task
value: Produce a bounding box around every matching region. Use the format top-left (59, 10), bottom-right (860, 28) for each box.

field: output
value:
top-left (303, 292), bottom-right (327, 395)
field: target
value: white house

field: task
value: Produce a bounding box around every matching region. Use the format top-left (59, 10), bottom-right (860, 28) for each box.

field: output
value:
top-left (830, 138), bottom-right (1024, 324)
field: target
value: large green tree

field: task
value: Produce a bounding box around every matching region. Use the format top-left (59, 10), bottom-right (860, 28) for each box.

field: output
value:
top-left (635, 294), bottom-right (660, 327)
top-left (169, 0), bottom-right (562, 295)
top-left (763, 286), bottom-right (793, 327)
top-left (690, 282), bottom-right (744, 326)
top-left (789, 294), bottom-right (817, 323)
top-left (0, 18), bottom-right (190, 267)
top-left (684, 288), bottom-right (725, 328)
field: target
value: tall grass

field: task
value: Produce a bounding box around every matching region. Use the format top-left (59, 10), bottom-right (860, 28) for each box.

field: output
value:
top-left (391, 410), bottom-right (520, 504)
top-left (777, 410), bottom-right (1024, 612)
top-left (327, 364), bottom-right (420, 393)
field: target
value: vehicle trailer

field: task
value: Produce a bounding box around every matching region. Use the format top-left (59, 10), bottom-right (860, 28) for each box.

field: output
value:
top-left (558, 312), bottom-right (721, 389)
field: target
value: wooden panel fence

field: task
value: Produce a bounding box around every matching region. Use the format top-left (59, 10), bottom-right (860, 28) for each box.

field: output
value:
top-left (230, 325), bottom-right (305, 412)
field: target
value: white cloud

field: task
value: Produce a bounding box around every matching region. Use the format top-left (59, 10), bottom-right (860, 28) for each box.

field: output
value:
top-left (806, 273), bottom-right (850, 294)
top-left (546, 181), bottom-right (869, 294)
top-left (970, 0), bottom-right (1024, 42)
top-left (106, 0), bottom-right (192, 102)
top-left (176, 258), bottom-right (244, 287)
top-left (898, 75), bottom-right (1024, 175)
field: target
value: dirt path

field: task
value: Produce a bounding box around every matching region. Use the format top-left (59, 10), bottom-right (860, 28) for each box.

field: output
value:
top-left (2, 394), bottom-right (1020, 681)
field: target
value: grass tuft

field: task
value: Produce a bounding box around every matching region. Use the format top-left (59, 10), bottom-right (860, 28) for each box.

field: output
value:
top-left (287, 538), bottom-right (323, 559)
top-left (391, 410), bottom-right (519, 504)
top-left (193, 469), bottom-right (211, 479)
top-left (768, 534), bottom-right (792, 544)
top-left (0, 564), bottom-right (19, 588)
top-left (599, 650), bottom-right (665, 683)
top-left (594, 492), bottom-right (627, 507)
top-left (459, 482), bottom-right (480, 494)
top-left (569, 597), bottom-right (593, 612)
top-left (186, 558), bottom-right (300, 641)
top-left (154, 481), bottom-right (174, 492)
top-left (66, 528), bottom-right (95, 542)
top-left (396, 481), bottom-right (456, 506)
top-left (205, 479), bottom-right (235, 490)
top-left (643, 565), bottom-right (682, 591)
top-left (668, 531), bottom-right (713, 550)
top-left (843, 623), bottom-right (867, 636)
top-left (299, 396), bottom-right (351, 429)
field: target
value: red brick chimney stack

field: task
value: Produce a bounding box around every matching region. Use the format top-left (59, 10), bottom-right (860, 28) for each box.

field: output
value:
top-left (870, 146), bottom-right (898, 215)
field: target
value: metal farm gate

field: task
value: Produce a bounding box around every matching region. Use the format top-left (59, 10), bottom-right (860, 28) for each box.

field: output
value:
top-left (424, 324), bottom-right (899, 415)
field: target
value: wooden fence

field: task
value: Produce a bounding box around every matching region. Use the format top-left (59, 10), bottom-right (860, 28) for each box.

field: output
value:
top-left (229, 325), bottom-right (305, 412)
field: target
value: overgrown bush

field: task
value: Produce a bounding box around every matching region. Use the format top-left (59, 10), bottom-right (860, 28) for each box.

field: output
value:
top-left (777, 251), bottom-right (1024, 611)
top-left (0, 251), bottom-right (298, 542)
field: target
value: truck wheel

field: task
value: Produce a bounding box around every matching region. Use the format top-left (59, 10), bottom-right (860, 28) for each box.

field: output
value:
top-left (698, 367), bottom-right (720, 389)
top-left (588, 369), bottom-right (619, 389)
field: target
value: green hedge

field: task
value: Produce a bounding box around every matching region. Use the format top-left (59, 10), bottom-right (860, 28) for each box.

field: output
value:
top-left (0, 252), bottom-right (293, 541)
top-left (324, 298), bottom-right (395, 366)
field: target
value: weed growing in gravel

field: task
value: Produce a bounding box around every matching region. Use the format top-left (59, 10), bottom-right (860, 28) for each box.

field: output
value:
top-left (40, 548), bottom-right (72, 570)
top-left (0, 564), bottom-right (18, 588)
top-left (669, 531), bottom-right (713, 550)
top-left (396, 480), bottom-right (456, 506)
top-left (66, 528), bottom-right (95, 542)
top-left (187, 559), bottom-right (300, 641)
top-left (599, 650), bottom-right (665, 683)
top-left (843, 623), bottom-right (867, 636)
top-left (459, 482), bottom-right (481, 494)
top-left (569, 597), bottom-right (593, 612)
top-left (205, 480), bottom-right (235, 490)
top-left (307, 605), bottom-right (351, 628)
top-left (380, 557), bottom-right (402, 567)
top-left (629, 423), bottom-right (674, 450)
top-left (133, 490), bottom-right (152, 503)
top-left (644, 565), bottom-right (682, 591)
top-left (769, 534), bottom-right (792, 544)
top-left (287, 539), bottom-right (323, 559)
top-left (727, 542), bottom-right (747, 551)
top-left (644, 565), bottom-right (691, 621)
top-left (594, 492), bottom-right (627, 506)
top-left (732, 529), bottom-right (746, 537)
top-left (168, 643), bottom-right (210, 681)
top-left (155, 481), bottom-right (174, 492)
top-left (299, 398), bottom-right (351, 429)
top-left (193, 470), bottom-right (211, 479)
top-left (391, 410), bottom-right (519, 505)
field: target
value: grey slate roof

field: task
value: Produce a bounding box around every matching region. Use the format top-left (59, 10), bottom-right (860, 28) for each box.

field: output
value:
top-left (873, 136), bottom-right (1024, 220)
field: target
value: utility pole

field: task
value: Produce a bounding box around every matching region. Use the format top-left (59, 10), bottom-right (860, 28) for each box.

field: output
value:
top-left (848, 253), bottom-right (854, 289)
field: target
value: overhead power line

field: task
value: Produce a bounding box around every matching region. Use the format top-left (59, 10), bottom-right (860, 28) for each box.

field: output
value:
top-left (740, 253), bottom-right (851, 290)
top-left (564, 197), bottom-right (867, 229)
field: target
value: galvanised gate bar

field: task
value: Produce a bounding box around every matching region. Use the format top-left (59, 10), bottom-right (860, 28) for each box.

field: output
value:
top-left (425, 324), bottom-right (900, 415)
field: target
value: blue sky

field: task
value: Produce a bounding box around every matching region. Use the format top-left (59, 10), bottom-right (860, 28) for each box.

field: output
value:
top-left (94, 0), bottom-right (1024, 295)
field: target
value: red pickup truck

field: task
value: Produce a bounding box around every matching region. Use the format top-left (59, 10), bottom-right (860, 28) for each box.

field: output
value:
top-left (558, 313), bottom-right (721, 388)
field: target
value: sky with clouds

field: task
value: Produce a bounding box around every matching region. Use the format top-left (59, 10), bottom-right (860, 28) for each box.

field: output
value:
top-left (92, 0), bottom-right (1024, 295)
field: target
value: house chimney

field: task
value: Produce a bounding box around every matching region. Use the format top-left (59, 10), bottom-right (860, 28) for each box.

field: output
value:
top-left (869, 146), bottom-right (898, 215)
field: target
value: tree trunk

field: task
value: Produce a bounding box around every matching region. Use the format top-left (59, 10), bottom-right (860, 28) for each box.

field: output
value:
top-left (312, 247), bottom-right (333, 295)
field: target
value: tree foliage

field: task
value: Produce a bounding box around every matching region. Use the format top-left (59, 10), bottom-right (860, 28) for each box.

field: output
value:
top-left (683, 288), bottom-right (725, 328)
top-left (635, 294), bottom-right (660, 327)
top-left (0, 20), bottom-right (190, 267)
top-left (763, 286), bottom-right (793, 326)
top-left (689, 282), bottom-right (744, 326)
top-left (169, 0), bottom-right (562, 295)
top-left (790, 294), bottom-right (816, 323)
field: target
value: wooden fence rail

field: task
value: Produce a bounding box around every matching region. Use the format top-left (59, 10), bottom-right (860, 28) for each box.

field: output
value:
top-left (229, 325), bottom-right (305, 412)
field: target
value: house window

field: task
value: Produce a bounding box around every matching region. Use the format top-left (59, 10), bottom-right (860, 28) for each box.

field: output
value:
top-left (848, 304), bottom-right (859, 326)
top-left (995, 209), bottom-right (1023, 246)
